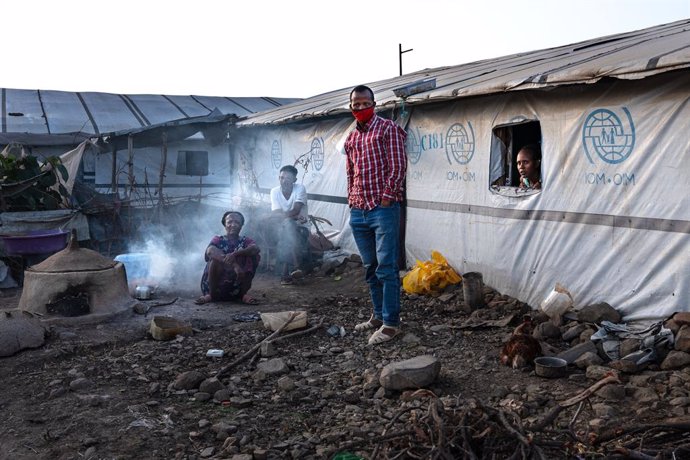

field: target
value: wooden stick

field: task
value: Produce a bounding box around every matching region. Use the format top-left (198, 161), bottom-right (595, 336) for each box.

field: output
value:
top-left (328, 430), bottom-right (417, 460)
top-left (594, 419), bottom-right (690, 445)
top-left (215, 312), bottom-right (298, 378)
top-left (559, 373), bottom-right (621, 407)
top-left (266, 318), bottom-right (323, 344)
top-left (612, 447), bottom-right (658, 460)
top-left (149, 297), bottom-right (179, 308)
top-left (530, 372), bottom-right (620, 432)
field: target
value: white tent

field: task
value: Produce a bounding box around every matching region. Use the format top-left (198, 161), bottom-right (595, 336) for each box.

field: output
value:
top-left (232, 19), bottom-right (690, 322)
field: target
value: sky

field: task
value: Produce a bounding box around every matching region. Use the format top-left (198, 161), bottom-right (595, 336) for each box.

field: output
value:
top-left (3, 0), bottom-right (689, 99)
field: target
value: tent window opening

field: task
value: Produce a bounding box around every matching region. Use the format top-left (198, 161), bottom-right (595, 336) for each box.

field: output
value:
top-left (489, 120), bottom-right (542, 196)
top-left (176, 150), bottom-right (209, 176)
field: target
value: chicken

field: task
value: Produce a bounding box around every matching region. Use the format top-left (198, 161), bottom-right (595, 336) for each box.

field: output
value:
top-left (499, 315), bottom-right (542, 369)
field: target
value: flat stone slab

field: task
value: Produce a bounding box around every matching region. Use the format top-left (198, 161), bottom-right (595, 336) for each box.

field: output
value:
top-left (379, 355), bottom-right (441, 390)
top-left (0, 309), bottom-right (45, 357)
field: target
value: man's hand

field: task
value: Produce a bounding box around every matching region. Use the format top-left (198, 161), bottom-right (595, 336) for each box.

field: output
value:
top-left (381, 199), bottom-right (391, 207)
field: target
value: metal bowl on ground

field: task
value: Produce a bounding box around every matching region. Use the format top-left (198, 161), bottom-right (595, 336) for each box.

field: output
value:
top-left (534, 356), bottom-right (567, 378)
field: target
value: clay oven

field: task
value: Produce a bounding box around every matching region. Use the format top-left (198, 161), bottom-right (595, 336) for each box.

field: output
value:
top-left (18, 232), bottom-right (132, 322)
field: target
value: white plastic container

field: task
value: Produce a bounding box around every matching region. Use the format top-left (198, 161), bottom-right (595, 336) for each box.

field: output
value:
top-left (206, 349), bottom-right (224, 358)
top-left (540, 283), bottom-right (573, 325)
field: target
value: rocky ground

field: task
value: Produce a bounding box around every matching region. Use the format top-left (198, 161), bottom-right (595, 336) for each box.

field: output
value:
top-left (2, 261), bottom-right (690, 460)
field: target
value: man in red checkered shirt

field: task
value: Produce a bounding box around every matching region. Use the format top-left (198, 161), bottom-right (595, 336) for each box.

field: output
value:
top-left (345, 85), bottom-right (407, 346)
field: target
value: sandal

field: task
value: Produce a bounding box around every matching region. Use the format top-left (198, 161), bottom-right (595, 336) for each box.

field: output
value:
top-left (367, 325), bottom-right (401, 346)
top-left (241, 294), bottom-right (259, 305)
top-left (280, 276), bottom-right (294, 286)
top-left (354, 316), bottom-right (383, 332)
top-left (194, 294), bottom-right (212, 305)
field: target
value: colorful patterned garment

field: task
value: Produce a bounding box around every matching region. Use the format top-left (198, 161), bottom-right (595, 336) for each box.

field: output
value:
top-left (200, 235), bottom-right (260, 300)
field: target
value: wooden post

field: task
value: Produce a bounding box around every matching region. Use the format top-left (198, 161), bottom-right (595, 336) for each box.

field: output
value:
top-left (127, 134), bottom-right (134, 199)
top-left (157, 131), bottom-right (168, 208)
top-left (110, 145), bottom-right (118, 193)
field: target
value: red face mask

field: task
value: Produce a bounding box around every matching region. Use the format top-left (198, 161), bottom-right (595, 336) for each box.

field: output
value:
top-left (352, 106), bottom-right (375, 124)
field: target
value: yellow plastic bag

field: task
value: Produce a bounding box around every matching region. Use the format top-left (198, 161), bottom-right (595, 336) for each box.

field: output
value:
top-left (402, 250), bottom-right (462, 295)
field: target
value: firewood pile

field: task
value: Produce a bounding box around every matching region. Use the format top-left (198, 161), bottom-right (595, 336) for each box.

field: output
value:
top-left (328, 378), bottom-right (690, 460)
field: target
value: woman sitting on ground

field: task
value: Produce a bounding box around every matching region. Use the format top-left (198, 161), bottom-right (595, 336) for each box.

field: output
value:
top-left (195, 211), bottom-right (261, 305)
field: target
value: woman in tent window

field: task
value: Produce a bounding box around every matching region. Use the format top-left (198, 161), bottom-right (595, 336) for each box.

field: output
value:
top-left (516, 144), bottom-right (542, 190)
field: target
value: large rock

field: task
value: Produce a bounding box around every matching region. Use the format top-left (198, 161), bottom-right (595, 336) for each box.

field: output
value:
top-left (533, 322), bottom-right (561, 340)
top-left (665, 312), bottom-right (690, 335)
top-left (675, 325), bottom-right (690, 352)
top-left (199, 377), bottom-right (225, 394)
top-left (173, 370), bottom-right (206, 390)
top-left (576, 302), bottom-right (621, 324)
top-left (573, 351), bottom-right (603, 369)
top-left (256, 358), bottom-right (289, 376)
top-left (379, 355), bottom-right (441, 390)
top-left (0, 309), bottom-right (46, 357)
top-left (557, 340), bottom-right (598, 364)
top-left (661, 351), bottom-right (690, 370)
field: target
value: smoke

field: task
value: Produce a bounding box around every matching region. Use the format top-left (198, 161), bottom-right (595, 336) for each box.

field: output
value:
top-left (123, 200), bottom-right (270, 295)
top-left (276, 219), bottom-right (299, 268)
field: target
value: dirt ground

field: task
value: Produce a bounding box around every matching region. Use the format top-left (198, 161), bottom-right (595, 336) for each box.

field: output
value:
top-left (1, 264), bottom-right (688, 459)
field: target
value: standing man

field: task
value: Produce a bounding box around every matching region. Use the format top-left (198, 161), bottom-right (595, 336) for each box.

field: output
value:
top-left (345, 85), bottom-right (407, 345)
top-left (269, 164), bottom-right (309, 285)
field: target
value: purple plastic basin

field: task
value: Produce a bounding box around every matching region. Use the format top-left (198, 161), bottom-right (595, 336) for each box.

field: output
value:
top-left (1, 229), bottom-right (69, 255)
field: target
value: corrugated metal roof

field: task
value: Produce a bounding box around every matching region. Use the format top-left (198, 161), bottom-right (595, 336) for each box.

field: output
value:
top-left (240, 18), bottom-right (690, 126)
top-left (0, 88), bottom-right (300, 141)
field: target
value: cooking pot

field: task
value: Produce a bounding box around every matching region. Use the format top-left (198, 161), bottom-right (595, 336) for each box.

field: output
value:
top-left (135, 285), bottom-right (152, 300)
top-left (534, 356), bottom-right (567, 378)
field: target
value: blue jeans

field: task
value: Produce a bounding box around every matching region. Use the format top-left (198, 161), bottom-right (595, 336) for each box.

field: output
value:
top-left (349, 203), bottom-right (401, 327)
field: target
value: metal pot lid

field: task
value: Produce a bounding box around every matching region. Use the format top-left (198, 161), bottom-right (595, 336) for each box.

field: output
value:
top-left (28, 231), bottom-right (117, 273)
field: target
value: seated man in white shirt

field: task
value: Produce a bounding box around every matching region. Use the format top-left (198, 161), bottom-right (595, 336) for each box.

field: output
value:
top-left (269, 165), bottom-right (310, 285)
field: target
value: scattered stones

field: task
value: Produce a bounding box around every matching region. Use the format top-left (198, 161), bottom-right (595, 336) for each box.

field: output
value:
top-left (562, 323), bottom-right (587, 342)
top-left (260, 341), bottom-right (278, 357)
top-left (632, 387), bottom-right (660, 403)
top-left (4, 271), bottom-right (690, 459)
top-left (69, 378), bottom-right (93, 392)
top-left (277, 376), bottom-right (296, 392)
top-left (595, 384), bottom-right (625, 401)
top-left (585, 365), bottom-right (612, 381)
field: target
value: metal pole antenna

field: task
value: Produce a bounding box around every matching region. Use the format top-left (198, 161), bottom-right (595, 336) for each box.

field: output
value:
top-left (399, 43), bottom-right (413, 76)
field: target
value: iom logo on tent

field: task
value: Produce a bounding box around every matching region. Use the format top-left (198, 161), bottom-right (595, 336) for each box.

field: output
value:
top-left (405, 128), bottom-right (421, 164)
top-left (310, 138), bottom-right (324, 171)
top-left (271, 140), bottom-right (282, 169)
top-left (445, 122), bottom-right (475, 165)
top-left (582, 108), bottom-right (635, 165)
